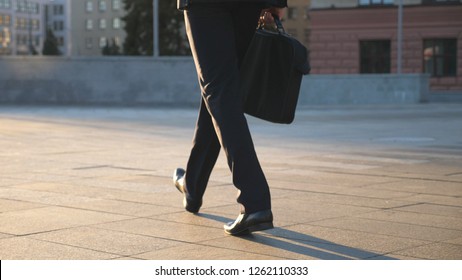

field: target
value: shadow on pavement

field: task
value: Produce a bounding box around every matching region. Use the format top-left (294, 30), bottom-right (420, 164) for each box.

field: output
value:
top-left (199, 213), bottom-right (396, 260)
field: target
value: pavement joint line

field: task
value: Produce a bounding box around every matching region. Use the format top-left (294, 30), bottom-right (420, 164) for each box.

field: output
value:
top-left (381, 202), bottom-right (426, 211)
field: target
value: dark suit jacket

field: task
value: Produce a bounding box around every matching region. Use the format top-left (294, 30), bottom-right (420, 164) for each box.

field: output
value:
top-left (177, 0), bottom-right (288, 10)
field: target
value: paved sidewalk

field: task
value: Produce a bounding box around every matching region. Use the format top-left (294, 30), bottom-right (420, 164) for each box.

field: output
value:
top-left (0, 104), bottom-right (461, 260)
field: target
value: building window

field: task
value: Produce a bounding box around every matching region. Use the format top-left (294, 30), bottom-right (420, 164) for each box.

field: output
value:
top-left (53, 5), bottom-right (64, 15)
top-left (287, 7), bottom-right (297, 19)
top-left (86, 19), bottom-right (93, 30)
top-left (423, 39), bottom-right (457, 77)
top-left (359, 0), bottom-right (393, 5)
top-left (113, 17), bottom-right (120, 29)
top-left (53, 20), bottom-right (64, 31)
top-left (99, 37), bottom-right (107, 48)
top-left (360, 40), bottom-right (391, 74)
top-left (86, 1), bottom-right (93, 12)
top-left (99, 18), bottom-right (106, 29)
top-left (32, 19), bottom-right (39, 30)
top-left (112, 0), bottom-right (120, 10)
top-left (0, 14), bottom-right (12, 26)
top-left (99, 1), bottom-right (107, 11)
top-left (0, 1), bottom-right (12, 9)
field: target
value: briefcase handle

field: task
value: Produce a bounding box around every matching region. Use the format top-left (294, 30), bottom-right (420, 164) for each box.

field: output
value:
top-left (273, 15), bottom-right (285, 34)
top-left (258, 13), bottom-right (286, 35)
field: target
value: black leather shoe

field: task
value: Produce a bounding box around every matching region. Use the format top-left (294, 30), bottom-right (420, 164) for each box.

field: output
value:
top-left (173, 168), bottom-right (202, 213)
top-left (224, 209), bottom-right (273, 236)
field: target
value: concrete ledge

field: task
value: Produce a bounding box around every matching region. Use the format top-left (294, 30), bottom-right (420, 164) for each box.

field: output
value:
top-left (1, 57), bottom-right (429, 105)
top-left (0, 56), bottom-right (200, 106)
top-left (429, 91), bottom-right (462, 103)
top-left (300, 74), bottom-right (430, 105)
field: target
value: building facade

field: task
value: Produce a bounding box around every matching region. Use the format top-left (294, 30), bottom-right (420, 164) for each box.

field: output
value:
top-left (0, 0), bottom-right (126, 56)
top-left (310, 0), bottom-right (462, 92)
top-left (69, 0), bottom-right (125, 56)
top-left (0, 0), bottom-right (47, 55)
top-left (45, 0), bottom-right (68, 55)
top-left (282, 0), bottom-right (311, 50)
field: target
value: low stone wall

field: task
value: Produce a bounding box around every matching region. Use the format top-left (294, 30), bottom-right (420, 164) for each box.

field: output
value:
top-left (300, 74), bottom-right (430, 105)
top-left (0, 57), bottom-right (430, 105)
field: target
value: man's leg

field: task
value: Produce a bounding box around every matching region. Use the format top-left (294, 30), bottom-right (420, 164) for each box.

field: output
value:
top-left (184, 3), bottom-right (271, 214)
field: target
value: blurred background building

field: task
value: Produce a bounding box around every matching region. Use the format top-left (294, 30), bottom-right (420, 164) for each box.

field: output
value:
top-left (310, 0), bottom-right (462, 92)
top-left (1, 0), bottom-right (461, 94)
top-left (69, 0), bottom-right (125, 56)
top-left (282, 0), bottom-right (312, 50)
top-left (0, 0), bottom-right (126, 56)
top-left (0, 0), bottom-right (46, 55)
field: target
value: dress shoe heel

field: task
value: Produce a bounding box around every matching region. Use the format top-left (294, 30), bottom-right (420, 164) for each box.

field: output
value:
top-left (248, 221), bottom-right (274, 233)
top-left (224, 209), bottom-right (273, 236)
top-left (173, 168), bottom-right (202, 213)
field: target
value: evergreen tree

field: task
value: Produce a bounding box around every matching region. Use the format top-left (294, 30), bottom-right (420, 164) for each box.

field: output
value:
top-left (159, 0), bottom-right (190, 56)
top-left (122, 0), bottom-right (189, 56)
top-left (122, 0), bottom-right (153, 55)
top-left (42, 28), bottom-right (61, 56)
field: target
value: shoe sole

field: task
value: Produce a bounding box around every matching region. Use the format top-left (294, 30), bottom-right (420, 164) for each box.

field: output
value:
top-left (225, 222), bottom-right (274, 236)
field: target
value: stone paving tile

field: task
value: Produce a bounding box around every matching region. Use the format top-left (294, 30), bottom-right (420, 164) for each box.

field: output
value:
top-left (371, 161), bottom-right (462, 177)
top-left (31, 227), bottom-right (183, 256)
top-left (147, 211), bottom-right (233, 229)
top-left (0, 187), bottom-right (104, 207)
top-left (0, 198), bottom-right (47, 213)
top-left (135, 243), bottom-right (283, 260)
top-left (310, 217), bottom-right (462, 242)
top-left (0, 237), bottom-right (119, 260)
top-left (394, 242), bottom-right (462, 260)
top-left (444, 237), bottom-right (462, 245)
top-left (1, 105), bottom-right (462, 260)
top-left (318, 153), bottom-right (429, 166)
top-left (68, 199), bottom-right (181, 218)
top-left (0, 206), bottom-right (131, 235)
top-left (95, 218), bottom-right (225, 243)
top-left (14, 180), bottom-right (182, 209)
top-left (10, 181), bottom-right (178, 217)
top-left (354, 210), bottom-right (462, 231)
top-left (365, 179), bottom-right (462, 197)
top-left (265, 169), bottom-right (396, 188)
top-left (268, 179), bottom-right (415, 200)
top-left (270, 197), bottom-right (378, 225)
top-left (395, 203), bottom-right (462, 218)
top-left (0, 178), bottom-right (30, 187)
top-left (280, 190), bottom-right (414, 210)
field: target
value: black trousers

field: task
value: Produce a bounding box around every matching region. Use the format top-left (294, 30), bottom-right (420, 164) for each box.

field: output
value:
top-left (183, 3), bottom-right (271, 214)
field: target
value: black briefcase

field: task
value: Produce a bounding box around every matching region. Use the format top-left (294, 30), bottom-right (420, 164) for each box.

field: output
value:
top-left (240, 17), bottom-right (310, 124)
